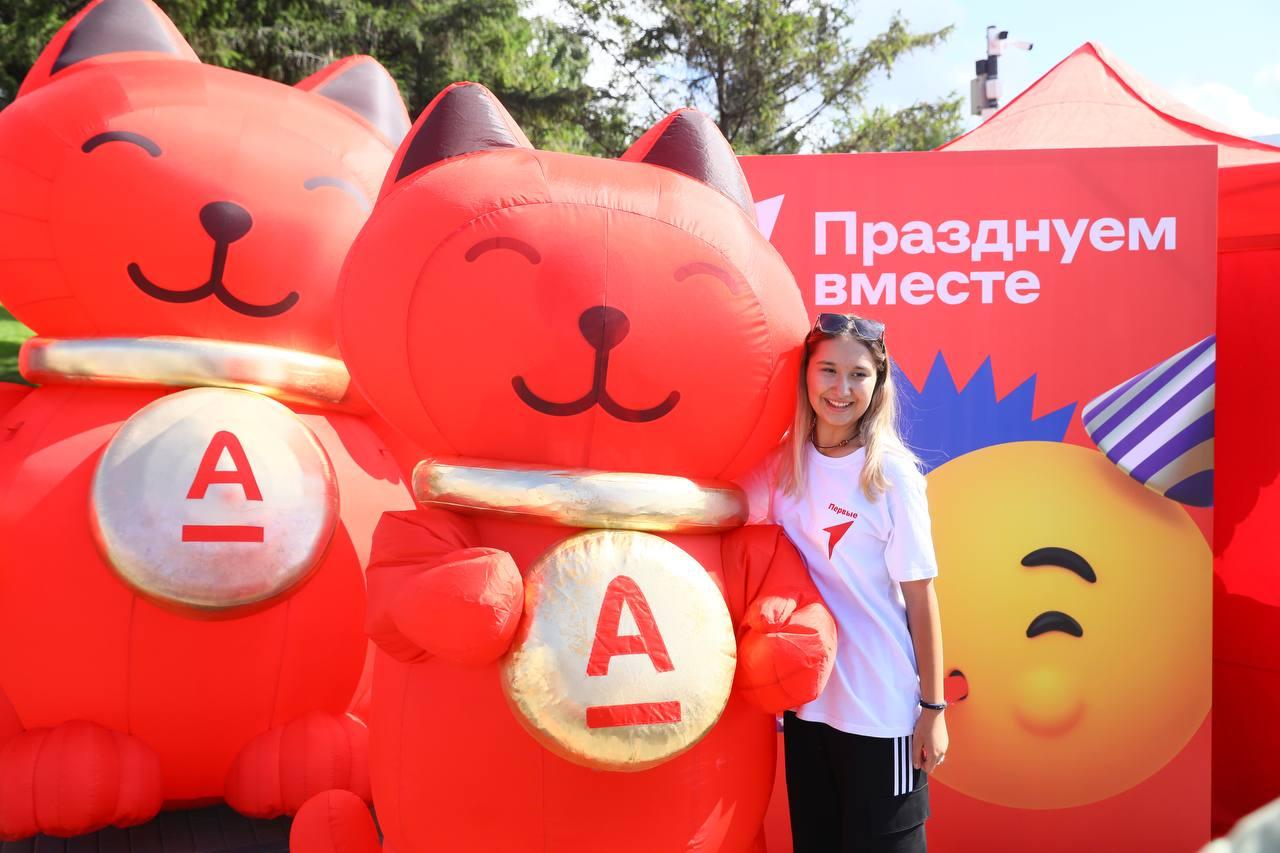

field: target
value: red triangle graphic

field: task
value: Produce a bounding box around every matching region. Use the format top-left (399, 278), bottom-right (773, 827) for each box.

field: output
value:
top-left (823, 520), bottom-right (855, 559)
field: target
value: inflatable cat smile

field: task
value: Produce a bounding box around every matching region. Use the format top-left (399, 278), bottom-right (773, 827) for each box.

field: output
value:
top-left (291, 82), bottom-right (837, 852)
top-left (0, 0), bottom-right (413, 838)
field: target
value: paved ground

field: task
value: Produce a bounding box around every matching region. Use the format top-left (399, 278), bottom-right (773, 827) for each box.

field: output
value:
top-left (0, 807), bottom-right (292, 853)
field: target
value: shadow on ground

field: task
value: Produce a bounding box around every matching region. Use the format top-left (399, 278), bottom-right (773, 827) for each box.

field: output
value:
top-left (0, 805), bottom-right (292, 853)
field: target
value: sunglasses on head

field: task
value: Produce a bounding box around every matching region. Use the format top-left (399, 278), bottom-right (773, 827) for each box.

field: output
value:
top-left (812, 313), bottom-right (886, 342)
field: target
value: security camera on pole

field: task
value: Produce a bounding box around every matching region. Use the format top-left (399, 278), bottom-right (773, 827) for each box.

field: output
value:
top-left (971, 26), bottom-right (1033, 119)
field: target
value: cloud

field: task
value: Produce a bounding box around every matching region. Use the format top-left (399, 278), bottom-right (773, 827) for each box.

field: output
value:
top-left (1171, 82), bottom-right (1280, 137)
top-left (1254, 64), bottom-right (1280, 87)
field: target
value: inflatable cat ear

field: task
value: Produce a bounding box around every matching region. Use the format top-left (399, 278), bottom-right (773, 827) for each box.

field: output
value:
top-left (621, 108), bottom-right (756, 222)
top-left (379, 81), bottom-right (532, 198)
top-left (296, 56), bottom-right (411, 148)
top-left (18, 0), bottom-right (199, 98)
top-left (1082, 335), bottom-right (1215, 507)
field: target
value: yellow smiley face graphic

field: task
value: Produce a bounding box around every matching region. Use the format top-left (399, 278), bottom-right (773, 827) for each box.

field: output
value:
top-left (927, 441), bottom-right (1210, 809)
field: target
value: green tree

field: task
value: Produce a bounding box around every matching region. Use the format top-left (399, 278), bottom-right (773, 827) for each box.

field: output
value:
top-left (831, 99), bottom-right (965, 153)
top-left (176, 0), bottom-right (629, 152)
top-left (563, 0), bottom-right (963, 154)
top-left (1, 0), bottom-right (630, 154)
top-left (0, 0), bottom-right (80, 106)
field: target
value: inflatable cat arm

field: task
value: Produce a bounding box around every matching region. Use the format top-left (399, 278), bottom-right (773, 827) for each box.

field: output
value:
top-left (364, 505), bottom-right (833, 709)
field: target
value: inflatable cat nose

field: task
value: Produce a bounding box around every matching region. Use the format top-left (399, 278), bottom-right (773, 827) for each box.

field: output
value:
top-left (199, 201), bottom-right (253, 243)
top-left (1082, 335), bottom-right (1215, 507)
top-left (579, 306), bottom-right (630, 351)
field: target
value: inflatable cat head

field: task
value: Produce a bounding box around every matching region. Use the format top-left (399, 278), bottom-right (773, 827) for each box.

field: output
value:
top-left (339, 82), bottom-right (807, 479)
top-left (0, 0), bottom-right (409, 355)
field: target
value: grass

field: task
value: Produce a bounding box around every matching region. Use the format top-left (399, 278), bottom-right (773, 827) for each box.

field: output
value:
top-left (0, 305), bottom-right (33, 385)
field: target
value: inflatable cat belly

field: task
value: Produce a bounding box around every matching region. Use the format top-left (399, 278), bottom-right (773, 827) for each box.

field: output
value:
top-left (292, 83), bottom-right (837, 852)
top-left (0, 0), bottom-right (413, 837)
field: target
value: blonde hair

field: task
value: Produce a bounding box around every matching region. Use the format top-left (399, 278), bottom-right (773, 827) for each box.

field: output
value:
top-left (779, 315), bottom-right (918, 501)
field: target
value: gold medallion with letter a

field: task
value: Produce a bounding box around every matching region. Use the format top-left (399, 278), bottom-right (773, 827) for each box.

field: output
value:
top-left (90, 386), bottom-right (338, 614)
top-left (501, 529), bottom-right (737, 771)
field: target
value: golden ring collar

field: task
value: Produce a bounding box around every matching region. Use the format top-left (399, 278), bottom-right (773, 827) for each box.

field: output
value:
top-left (413, 457), bottom-right (749, 534)
top-left (19, 336), bottom-right (358, 411)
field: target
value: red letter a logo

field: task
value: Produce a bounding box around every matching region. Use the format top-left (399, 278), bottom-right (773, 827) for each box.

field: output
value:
top-left (586, 575), bottom-right (674, 677)
top-left (187, 431), bottom-right (263, 501)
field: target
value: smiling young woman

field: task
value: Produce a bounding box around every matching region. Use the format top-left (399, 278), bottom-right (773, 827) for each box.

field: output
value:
top-left (742, 313), bottom-right (947, 853)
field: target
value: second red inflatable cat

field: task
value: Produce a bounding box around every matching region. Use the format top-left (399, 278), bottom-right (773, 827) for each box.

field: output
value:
top-left (293, 82), bottom-right (837, 852)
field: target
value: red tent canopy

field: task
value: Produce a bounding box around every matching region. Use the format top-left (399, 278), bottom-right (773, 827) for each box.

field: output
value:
top-left (941, 41), bottom-right (1280, 836)
top-left (941, 41), bottom-right (1280, 167)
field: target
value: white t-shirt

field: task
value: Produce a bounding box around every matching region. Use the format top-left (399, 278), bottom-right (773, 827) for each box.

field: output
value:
top-left (741, 444), bottom-right (938, 738)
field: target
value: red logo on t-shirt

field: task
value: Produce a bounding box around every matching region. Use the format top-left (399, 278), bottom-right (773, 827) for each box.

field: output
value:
top-left (823, 520), bottom-right (856, 558)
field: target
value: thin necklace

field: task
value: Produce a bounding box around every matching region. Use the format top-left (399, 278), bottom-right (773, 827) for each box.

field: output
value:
top-left (812, 427), bottom-right (860, 450)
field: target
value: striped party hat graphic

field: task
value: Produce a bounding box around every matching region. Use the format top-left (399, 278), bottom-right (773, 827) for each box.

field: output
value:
top-left (1081, 336), bottom-right (1214, 507)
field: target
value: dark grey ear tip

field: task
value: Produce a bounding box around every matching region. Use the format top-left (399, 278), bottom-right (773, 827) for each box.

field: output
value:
top-left (393, 83), bottom-right (525, 183)
top-left (640, 111), bottom-right (754, 217)
top-left (314, 58), bottom-right (410, 146)
top-left (53, 0), bottom-right (183, 74)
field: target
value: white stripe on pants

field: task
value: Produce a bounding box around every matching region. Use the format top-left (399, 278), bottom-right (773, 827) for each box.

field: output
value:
top-left (895, 735), bottom-right (914, 796)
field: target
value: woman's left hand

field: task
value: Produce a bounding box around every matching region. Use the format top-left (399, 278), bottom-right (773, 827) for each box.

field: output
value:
top-left (912, 709), bottom-right (949, 774)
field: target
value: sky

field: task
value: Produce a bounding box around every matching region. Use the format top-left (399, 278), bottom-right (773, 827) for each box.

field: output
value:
top-left (851, 0), bottom-right (1280, 140)
top-left (533, 0), bottom-right (1280, 145)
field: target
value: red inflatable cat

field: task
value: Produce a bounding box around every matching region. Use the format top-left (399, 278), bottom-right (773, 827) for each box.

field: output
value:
top-left (0, 0), bottom-right (413, 838)
top-left (291, 82), bottom-right (837, 852)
